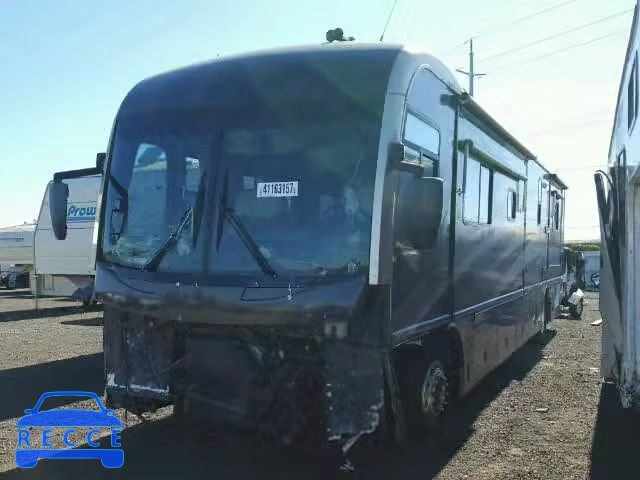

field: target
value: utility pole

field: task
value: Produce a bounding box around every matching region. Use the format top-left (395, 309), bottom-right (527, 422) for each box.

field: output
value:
top-left (456, 38), bottom-right (486, 96)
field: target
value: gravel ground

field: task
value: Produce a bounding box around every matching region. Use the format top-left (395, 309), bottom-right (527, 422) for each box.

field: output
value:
top-left (0, 290), bottom-right (638, 479)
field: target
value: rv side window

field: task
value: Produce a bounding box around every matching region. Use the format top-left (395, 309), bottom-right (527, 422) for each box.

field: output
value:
top-left (628, 54), bottom-right (638, 130)
top-left (536, 178), bottom-right (543, 225)
top-left (479, 165), bottom-right (491, 223)
top-left (403, 111), bottom-right (440, 177)
top-left (507, 189), bottom-right (517, 220)
top-left (464, 157), bottom-right (492, 224)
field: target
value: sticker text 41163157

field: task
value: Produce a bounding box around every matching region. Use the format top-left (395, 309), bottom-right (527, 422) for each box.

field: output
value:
top-left (256, 181), bottom-right (298, 198)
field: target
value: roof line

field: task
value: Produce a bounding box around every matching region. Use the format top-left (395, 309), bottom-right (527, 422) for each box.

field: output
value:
top-left (608, 2), bottom-right (638, 158)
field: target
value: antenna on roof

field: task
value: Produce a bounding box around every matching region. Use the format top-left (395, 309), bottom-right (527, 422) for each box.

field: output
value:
top-left (325, 28), bottom-right (355, 43)
top-left (379, 0), bottom-right (399, 42)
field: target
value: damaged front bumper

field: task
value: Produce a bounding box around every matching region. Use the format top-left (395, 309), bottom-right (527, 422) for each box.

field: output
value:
top-left (102, 294), bottom-right (389, 447)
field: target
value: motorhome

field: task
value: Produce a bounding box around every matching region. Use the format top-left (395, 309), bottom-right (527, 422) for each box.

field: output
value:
top-left (34, 174), bottom-right (100, 301)
top-left (49, 44), bottom-right (567, 448)
top-left (595, 1), bottom-right (640, 410)
top-left (0, 223), bottom-right (35, 289)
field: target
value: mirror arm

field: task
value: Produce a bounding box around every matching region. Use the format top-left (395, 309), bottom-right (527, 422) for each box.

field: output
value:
top-left (53, 166), bottom-right (102, 183)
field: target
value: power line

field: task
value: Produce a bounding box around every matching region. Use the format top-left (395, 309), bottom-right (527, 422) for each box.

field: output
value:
top-left (524, 115), bottom-right (612, 137)
top-left (555, 164), bottom-right (608, 171)
top-left (470, 0), bottom-right (578, 40)
top-left (489, 30), bottom-right (625, 73)
top-left (479, 7), bottom-right (634, 63)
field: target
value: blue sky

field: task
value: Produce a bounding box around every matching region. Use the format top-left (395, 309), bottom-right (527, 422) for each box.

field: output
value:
top-left (0, 0), bottom-right (635, 240)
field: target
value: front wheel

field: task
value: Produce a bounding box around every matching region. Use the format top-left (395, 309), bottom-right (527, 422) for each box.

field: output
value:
top-left (401, 342), bottom-right (451, 433)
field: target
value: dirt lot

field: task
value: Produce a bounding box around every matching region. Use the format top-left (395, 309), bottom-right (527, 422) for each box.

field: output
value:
top-left (0, 290), bottom-right (639, 479)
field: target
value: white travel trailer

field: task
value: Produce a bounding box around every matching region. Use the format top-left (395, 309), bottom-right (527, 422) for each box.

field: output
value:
top-left (0, 223), bottom-right (35, 289)
top-left (34, 174), bottom-right (101, 300)
top-left (596, 1), bottom-right (640, 409)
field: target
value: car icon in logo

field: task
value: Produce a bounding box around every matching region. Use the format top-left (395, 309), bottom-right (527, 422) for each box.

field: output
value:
top-left (15, 391), bottom-right (124, 468)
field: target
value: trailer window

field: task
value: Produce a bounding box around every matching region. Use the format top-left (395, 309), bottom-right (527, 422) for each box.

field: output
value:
top-left (628, 54), bottom-right (638, 130)
top-left (464, 157), bottom-right (492, 224)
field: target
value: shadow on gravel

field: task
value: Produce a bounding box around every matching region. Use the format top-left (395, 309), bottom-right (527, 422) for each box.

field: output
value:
top-left (60, 316), bottom-right (103, 327)
top-left (589, 383), bottom-right (640, 479)
top-left (0, 353), bottom-right (104, 421)
top-left (1, 417), bottom-right (339, 480)
top-left (0, 289), bottom-right (31, 298)
top-left (0, 331), bottom-right (556, 479)
top-left (0, 304), bottom-right (102, 323)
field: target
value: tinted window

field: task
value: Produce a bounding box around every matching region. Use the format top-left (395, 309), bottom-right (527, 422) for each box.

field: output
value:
top-left (464, 157), bottom-right (492, 224)
top-left (464, 157), bottom-right (481, 223)
top-left (404, 112), bottom-right (440, 157)
top-left (103, 111), bottom-right (379, 276)
top-left (507, 190), bottom-right (517, 220)
top-left (479, 165), bottom-right (491, 223)
top-left (403, 112), bottom-right (439, 177)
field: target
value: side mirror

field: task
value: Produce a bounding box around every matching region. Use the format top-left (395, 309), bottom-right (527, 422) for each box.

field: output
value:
top-left (388, 142), bottom-right (424, 176)
top-left (397, 176), bottom-right (444, 250)
top-left (49, 181), bottom-right (69, 240)
top-left (96, 152), bottom-right (106, 172)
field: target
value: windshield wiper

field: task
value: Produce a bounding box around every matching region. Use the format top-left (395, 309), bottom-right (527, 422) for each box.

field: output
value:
top-left (216, 170), bottom-right (277, 278)
top-left (141, 168), bottom-right (208, 272)
top-left (141, 206), bottom-right (193, 272)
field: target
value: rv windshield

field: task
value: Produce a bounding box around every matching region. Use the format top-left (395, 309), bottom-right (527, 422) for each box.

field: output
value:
top-left (101, 111), bottom-right (379, 279)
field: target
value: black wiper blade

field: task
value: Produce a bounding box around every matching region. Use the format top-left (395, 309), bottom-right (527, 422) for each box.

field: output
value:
top-left (215, 169), bottom-right (276, 279)
top-left (142, 206), bottom-right (193, 271)
top-left (222, 207), bottom-right (277, 279)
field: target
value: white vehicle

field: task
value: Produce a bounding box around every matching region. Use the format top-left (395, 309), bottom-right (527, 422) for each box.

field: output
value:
top-left (34, 174), bottom-right (101, 301)
top-left (0, 223), bottom-right (35, 289)
top-left (596, 0), bottom-right (640, 409)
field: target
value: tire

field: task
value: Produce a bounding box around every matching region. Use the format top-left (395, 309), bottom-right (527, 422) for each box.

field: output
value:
top-left (401, 340), bottom-right (451, 434)
top-left (570, 297), bottom-right (584, 319)
top-left (533, 292), bottom-right (552, 343)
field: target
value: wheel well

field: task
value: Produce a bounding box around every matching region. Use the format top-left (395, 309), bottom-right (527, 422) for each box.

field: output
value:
top-left (394, 327), bottom-right (464, 398)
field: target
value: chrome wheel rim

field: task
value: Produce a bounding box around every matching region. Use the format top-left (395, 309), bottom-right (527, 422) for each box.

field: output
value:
top-left (421, 361), bottom-right (448, 417)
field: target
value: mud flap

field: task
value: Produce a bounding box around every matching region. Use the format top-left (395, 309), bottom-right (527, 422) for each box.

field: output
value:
top-left (323, 340), bottom-right (385, 443)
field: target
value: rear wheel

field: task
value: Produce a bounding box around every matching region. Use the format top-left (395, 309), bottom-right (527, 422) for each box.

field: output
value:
top-left (401, 340), bottom-right (451, 433)
top-left (570, 297), bottom-right (584, 319)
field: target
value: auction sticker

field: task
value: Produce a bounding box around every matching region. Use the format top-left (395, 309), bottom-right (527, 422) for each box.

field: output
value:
top-left (256, 181), bottom-right (298, 198)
